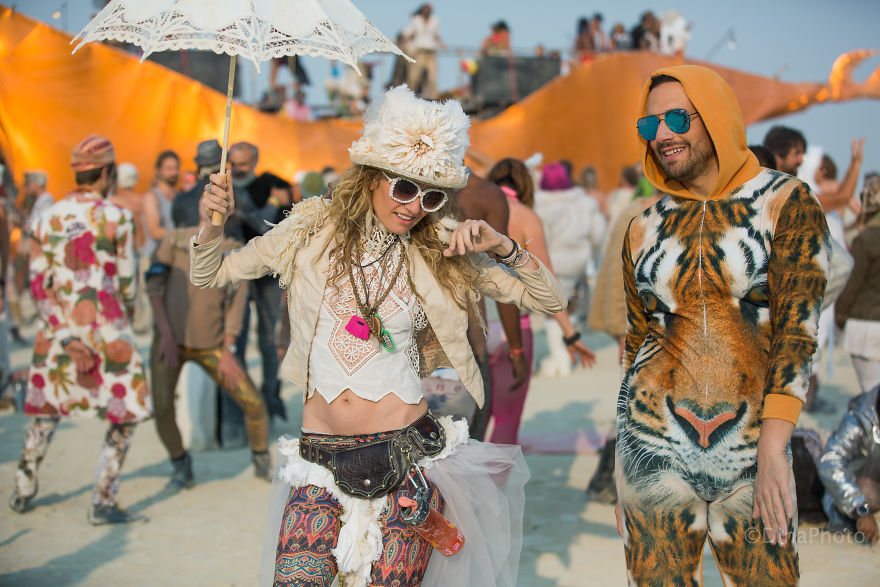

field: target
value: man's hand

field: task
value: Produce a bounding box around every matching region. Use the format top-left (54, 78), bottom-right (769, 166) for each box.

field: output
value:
top-left (856, 514), bottom-right (879, 545)
top-left (508, 349), bottom-right (528, 391)
top-left (157, 331), bottom-right (180, 371)
top-left (753, 448), bottom-right (794, 546)
top-left (65, 340), bottom-right (95, 374)
top-left (217, 348), bottom-right (243, 390)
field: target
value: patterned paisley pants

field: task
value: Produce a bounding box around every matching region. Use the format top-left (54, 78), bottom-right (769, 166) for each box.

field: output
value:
top-left (273, 431), bottom-right (444, 587)
top-left (14, 417), bottom-right (136, 506)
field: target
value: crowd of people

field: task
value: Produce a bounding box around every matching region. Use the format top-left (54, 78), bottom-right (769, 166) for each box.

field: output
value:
top-left (266, 5), bottom-right (691, 119)
top-left (0, 22), bottom-right (878, 587)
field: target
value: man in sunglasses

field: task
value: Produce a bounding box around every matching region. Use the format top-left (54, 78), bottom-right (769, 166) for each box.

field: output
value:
top-left (616, 66), bottom-right (830, 585)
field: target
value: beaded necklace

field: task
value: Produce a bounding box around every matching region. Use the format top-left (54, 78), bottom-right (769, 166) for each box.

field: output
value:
top-left (343, 228), bottom-right (405, 352)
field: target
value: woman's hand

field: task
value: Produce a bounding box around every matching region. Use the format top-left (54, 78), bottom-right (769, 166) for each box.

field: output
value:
top-left (198, 172), bottom-right (235, 243)
top-left (443, 219), bottom-right (512, 258)
top-left (753, 418), bottom-right (796, 547)
top-left (567, 340), bottom-right (596, 368)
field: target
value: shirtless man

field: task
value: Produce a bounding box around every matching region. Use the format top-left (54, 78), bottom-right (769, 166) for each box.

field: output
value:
top-left (456, 172), bottom-right (524, 440)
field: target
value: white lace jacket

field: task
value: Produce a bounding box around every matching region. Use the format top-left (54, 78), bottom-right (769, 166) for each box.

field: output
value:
top-left (189, 198), bottom-right (566, 406)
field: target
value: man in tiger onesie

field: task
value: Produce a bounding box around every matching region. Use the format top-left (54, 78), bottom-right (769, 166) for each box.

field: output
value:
top-left (615, 65), bottom-right (830, 586)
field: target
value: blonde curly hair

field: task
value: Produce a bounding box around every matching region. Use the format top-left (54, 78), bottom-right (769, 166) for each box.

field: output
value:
top-left (324, 165), bottom-right (482, 313)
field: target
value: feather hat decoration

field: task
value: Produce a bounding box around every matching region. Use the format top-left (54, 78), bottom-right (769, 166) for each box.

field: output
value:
top-left (349, 86), bottom-right (470, 189)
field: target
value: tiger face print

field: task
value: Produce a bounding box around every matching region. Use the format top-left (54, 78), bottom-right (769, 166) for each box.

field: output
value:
top-left (617, 169), bottom-right (830, 502)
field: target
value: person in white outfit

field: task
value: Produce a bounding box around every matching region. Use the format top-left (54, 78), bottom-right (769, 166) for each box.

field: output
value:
top-left (533, 162), bottom-right (605, 377)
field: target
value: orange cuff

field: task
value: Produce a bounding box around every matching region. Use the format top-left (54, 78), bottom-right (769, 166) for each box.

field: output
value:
top-left (762, 393), bottom-right (803, 424)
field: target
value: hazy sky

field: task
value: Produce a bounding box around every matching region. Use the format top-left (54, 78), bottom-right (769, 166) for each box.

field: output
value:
top-left (15, 0), bottom-right (880, 181)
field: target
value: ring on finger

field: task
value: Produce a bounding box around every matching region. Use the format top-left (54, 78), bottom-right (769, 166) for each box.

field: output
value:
top-left (204, 184), bottom-right (212, 193)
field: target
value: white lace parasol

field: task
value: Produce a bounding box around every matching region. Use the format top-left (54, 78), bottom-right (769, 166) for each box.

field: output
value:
top-left (73, 0), bottom-right (411, 225)
top-left (72, 0), bottom-right (410, 73)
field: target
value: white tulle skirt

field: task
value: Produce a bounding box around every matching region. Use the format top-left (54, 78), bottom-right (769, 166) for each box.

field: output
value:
top-left (260, 416), bottom-right (529, 587)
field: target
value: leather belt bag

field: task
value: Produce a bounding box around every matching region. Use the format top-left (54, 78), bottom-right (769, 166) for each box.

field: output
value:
top-left (299, 412), bottom-right (446, 499)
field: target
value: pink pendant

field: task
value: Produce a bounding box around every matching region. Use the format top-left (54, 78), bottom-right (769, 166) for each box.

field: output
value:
top-left (345, 315), bottom-right (371, 340)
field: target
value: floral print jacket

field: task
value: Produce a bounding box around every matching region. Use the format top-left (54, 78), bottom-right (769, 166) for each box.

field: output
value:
top-left (25, 192), bottom-right (151, 423)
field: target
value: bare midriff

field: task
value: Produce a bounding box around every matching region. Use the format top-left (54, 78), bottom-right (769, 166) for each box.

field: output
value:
top-left (303, 389), bottom-right (428, 435)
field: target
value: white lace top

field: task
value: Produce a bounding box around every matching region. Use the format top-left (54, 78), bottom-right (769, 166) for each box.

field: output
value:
top-left (307, 229), bottom-right (427, 404)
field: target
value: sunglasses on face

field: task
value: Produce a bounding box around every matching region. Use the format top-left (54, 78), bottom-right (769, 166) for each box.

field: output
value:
top-left (636, 108), bottom-right (701, 141)
top-left (383, 173), bottom-right (448, 212)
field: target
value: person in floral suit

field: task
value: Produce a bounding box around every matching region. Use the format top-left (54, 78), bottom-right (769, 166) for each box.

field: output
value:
top-left (8, 135), bottom-right (152, 525)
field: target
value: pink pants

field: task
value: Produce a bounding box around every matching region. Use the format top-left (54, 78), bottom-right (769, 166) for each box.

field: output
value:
top-left (487, 318), bottom-right (534, 445)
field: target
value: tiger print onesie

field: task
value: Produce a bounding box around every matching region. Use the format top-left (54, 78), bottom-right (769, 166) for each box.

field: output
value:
top-left (616, 66), bottom-right (830, 586)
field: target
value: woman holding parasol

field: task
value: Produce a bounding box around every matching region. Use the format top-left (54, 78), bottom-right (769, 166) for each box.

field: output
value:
top-left (193, 86), bottom-right (566, 587)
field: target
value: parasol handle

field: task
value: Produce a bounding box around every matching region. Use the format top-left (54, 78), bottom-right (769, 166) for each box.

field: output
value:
top-left (212, 55), bottom-right (237, 227)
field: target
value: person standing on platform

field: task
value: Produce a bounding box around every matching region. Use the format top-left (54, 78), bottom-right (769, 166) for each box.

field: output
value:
top-left (403, 4), bottom-right (444, 99)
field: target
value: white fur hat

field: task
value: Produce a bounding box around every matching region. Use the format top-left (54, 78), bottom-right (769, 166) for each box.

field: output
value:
top-left (349, 86), bottom-right (470, 189)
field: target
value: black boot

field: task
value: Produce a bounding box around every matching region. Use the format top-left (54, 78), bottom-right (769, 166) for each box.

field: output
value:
top-left (167, 452), bottom-right (195, 491)
top-left (586, 437), bottom-right (618, 504)
top-left (252, 451), bottom-right (272, 481)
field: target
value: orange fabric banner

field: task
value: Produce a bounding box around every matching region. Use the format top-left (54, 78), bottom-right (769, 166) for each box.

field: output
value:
top-left (1, 8), bottom-right (876, 196)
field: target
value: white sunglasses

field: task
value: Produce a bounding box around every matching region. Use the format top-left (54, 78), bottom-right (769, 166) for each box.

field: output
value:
top-left (383, 173), bottom-right (448, 212)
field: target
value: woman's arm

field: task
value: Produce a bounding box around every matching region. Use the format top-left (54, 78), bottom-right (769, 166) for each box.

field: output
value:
top-left (445, 218), bottom-right (567, 313)
top-left (192, 173), bottom-right (328, 290)
top-left (519, 211), bottom-right (596, 367)
top-left (816, 139), bottom-right (864, 212)
top-left (191, 172), bottom-right (278, 288)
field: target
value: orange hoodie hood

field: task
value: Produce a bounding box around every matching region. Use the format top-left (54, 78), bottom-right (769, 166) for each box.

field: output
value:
top-left (637, 65), bottom-right (762, 201)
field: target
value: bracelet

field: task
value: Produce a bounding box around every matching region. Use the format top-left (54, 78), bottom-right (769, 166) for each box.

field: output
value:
top-left (508, 347), bottom-right (524, 357)
top-left (498, 239), bottom-right (520, 267)
top-left (512, 248), bottom-right (532, 268)
top-left (60, 336), bottom-right (79, 348)
top-left (562, 331), bottom-right (581, 345)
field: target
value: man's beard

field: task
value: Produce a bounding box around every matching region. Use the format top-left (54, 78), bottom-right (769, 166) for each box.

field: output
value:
top-left (652, 135), bottom-right (715, 185)
top-left (160, 174), bottom-right (179, 187)
top-left (232, 171), bottom-right (256, 190)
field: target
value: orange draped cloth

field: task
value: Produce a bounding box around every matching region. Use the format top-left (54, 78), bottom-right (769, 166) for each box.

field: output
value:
top-left (0, 8), bottom-right (873, 196)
